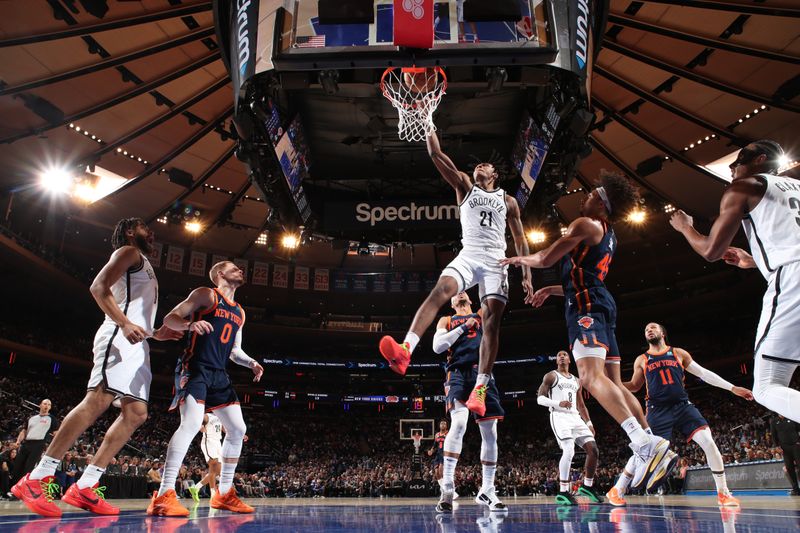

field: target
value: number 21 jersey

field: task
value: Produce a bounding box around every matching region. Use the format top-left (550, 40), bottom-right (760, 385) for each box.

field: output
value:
top-left (460, 185), bottom-right (507, 257)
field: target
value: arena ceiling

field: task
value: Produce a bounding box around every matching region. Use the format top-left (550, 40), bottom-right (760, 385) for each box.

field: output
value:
top-left (0, 0), bottom-right (798, 261)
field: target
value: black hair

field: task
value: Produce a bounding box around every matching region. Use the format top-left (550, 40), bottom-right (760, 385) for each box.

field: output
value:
top-left (469, 150), bottom-right (511, 183)
top-left (598, 169), bottom-right (640, 224)
top-left (751, 139), bottom-right (784, 172)
top-left (650, 322), bottom-right (668, 343)
top-left (111, 217), bottom-right (144, 250)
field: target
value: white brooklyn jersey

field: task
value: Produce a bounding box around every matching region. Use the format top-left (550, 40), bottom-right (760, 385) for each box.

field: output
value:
top-left (102, 254), bottom-right (158, 332)
top-left (547, 372), bottom-right (580, 415)
top-left (460, 185), bottom-right (507, 256)
top-left (742, 174), bottom-right (800, 279)
top-left (203, 414), bottom-right (223, 446)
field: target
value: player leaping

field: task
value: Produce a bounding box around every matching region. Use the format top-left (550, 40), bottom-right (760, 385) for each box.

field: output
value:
top-left (147, 261), bottom-right (263, 517)
top-left (609, 322), bottom-right (752, 507)
top-left (380, 131), bottom-right (532, 418)
top-left (502, 171), bottom-right (677, 492)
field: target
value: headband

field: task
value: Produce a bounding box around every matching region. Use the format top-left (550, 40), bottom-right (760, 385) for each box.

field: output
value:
top-left (596, 186), bottom-right (612, 214)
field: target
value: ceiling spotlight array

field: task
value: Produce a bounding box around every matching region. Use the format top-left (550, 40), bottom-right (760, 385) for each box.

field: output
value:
top-left (735, 105), bottom-right (768, 126)
top-left (68, 123), bottom-right (103, 144)
top-left (663, 204), bottom-right (676, 214)
top-left (156, 216), bottom-right (168, 224)
top-left (683, 134), bottom-right (717, 152)
top-left (281, 234), bottom-right (300, 249)
top-left (256, 232), bottom-right (268, 245)
top-left (560, 226), bottom-right (568, 237)
top-left (526, 230), bottom-right (547, 245)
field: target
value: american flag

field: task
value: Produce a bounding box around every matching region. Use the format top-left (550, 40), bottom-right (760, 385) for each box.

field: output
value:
top-left (296, 35), bottom-right (326, 48)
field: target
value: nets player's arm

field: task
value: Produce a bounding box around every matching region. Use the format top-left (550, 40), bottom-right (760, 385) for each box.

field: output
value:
top-left (575, 382), bottom-right (593, 431)
top-left (670, 178), bottom-right (764, 262)
top-left (676, 348), bottom-right (754, 400)
top-left (623, 355), bottom-right (646, 393)
top-left (536, 372), bottom-right (562, 409)
top-left (530, 285), bottom-right (564, 308)
top-left (200, 414), bottom-right (208, 433)
top-left (722, 247), bottom-right (757, 269)
top-left (433, 316), bottom-right (467, 354)
top-left (229, 327), bottom-right (264, 382)
top-left (163, 287), bottom-right (216, 335)
top-left (90, 245), bottom-right (150, 343)
top-left (501, 217), bottom-right (603, 269)
top-left (426, 131), bottom-right (472, 202)
top-left (506, 195), bottom-right (533, 301)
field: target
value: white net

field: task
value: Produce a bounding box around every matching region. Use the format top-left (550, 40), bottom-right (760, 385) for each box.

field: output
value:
top-left (381, 67), bottom-right (447, 142)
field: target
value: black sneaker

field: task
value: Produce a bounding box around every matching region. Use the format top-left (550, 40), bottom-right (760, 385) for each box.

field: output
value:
top-left (577, 484), bottom-right (605, 504)
top-left (555, 491), bottom-right (577, 505)
top-left (436, 500), bottom-right (453, 513)
top-left (791, 488), bottom-right (800, 496)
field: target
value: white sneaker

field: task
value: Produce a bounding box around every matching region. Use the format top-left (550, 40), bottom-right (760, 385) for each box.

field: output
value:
top-left (436, 489), bottom-right (454, 513)
top-left (475, 486), bottom-right (507, 512)
top-left (438, 479), bottom-right (459, 500)
top-left (630, 437), bottom-right (677, 491)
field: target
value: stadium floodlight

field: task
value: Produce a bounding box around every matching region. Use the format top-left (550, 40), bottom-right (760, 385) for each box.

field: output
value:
top-left (526, 230), bottom-right (547, 245)
top-left (185, 221), bottom-right (202, 233)
top-left (282, 233), bottom-right (300, 249)
top-left (39, 167), bottom-right (73, 194)
top-left (626, 209), bottom-right (647, 225)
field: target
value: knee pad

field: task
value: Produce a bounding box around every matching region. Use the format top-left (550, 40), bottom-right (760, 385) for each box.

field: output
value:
top-left (444, 403), bottom-right (469, 454)
top-left (478, 420), bottom-right (498, 462)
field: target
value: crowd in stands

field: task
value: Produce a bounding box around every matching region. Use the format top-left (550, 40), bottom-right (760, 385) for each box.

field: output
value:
top-left (0, 371), bottom-right (787, 501)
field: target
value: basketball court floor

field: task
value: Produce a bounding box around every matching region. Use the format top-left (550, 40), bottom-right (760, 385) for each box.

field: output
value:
top-left (1, 496), bottom-right (799, 532)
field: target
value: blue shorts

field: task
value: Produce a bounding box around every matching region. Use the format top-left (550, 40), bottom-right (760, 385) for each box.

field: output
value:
top-left (170, 364), bottom-right (238, 412)
top-left (433, 455), bottom-right (444, 466)
top-left (444, 365), bottom-right (504, 422)
top-left (566, 308), bottom-right (621, 363)
top-left (646, 401), bottom-right (709, 442)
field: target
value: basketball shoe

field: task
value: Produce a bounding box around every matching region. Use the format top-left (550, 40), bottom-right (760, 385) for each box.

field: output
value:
top-left (475, 486), bottom-right (507, 512)
top-left (466, 385), bottom-right (487, 417)
top-left (717, 491), bottom-right (740, 507)
top-left (577, 484), bottom-right (605, 504)
top-left (211, 487), bottom-right (253, 513)
top-left (147, 489), bottom-right (190, 517)
top-left (187, 484), bottom-right (200, 503)
top-left (379, 336), bottom-right (411, 375)
top-left (63, 483), bottom-right (119, 515)
top-left (555, 491), bottom-right (577, 505)
top-left (11, 474), bottom-right (62, 517)
top-left (630, 437), bottom-right (678, 491)
top-left (605, 487), bottom-right (626, 507)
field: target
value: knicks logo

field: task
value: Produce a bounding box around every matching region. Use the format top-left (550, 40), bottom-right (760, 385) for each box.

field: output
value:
top-left (577, 316), bottom-right (594, 329)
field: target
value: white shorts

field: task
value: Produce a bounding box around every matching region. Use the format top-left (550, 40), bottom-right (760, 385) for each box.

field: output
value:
top-left (441, 249), bottom-right (509, 303)
top-left (549, 412), bottom-right (594, 448)
top-left (201, 438), bottom-right (222, 462)
top-left (755, 261), bottom-right (800, 363)
top-left (87, 323), bottom-right (152, 403)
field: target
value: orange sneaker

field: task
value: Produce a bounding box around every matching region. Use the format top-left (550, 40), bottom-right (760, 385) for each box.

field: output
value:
top-left (10, 474), bottom-right (62, 517)
top-left (717, 491), bottom-right (740, 507)
top-left (606, 487), bottom-right (626, 507)
top-left (63, 483), bottom-right (119, 515)
top-left (211, 487), bottom-right (254, 513)
top-left (466, 385), bottom-right (487, 417)
top-left (146, 489), bottom-right (190, 517)
top-left (379, 336), bottom-right (411, 375)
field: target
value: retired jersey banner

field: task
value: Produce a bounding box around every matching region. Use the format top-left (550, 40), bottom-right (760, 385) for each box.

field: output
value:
top-left (234, 258), bottom-right (249, 282)
top-left (294, 266), bottom-right (310, 290)
top-left (372, 273), bottom-right (387, 292)
top-left (352, 274), bottom-right (368, 292)
top-left (166, 246), bottom-right (185, 272)
top-left (188, 251), bottom-right (207, 277)
top-left (333, 271), bottom-right (349, 291)
top-left (406, 272), bottom-right (421, 292)
top-left (252, 262), bottom-right (269, 286)
top-left (147, 242), bottom-right (163, 268)
top-left (314, 268), bottom-right (329, 291)
top-left (273, 264), bottom-right (289, 288)
top-left (389, 272), bottom-right (404, 293)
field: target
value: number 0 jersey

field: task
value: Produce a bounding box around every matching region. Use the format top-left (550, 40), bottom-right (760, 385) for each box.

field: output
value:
top-left (560, 219), bottom-right (617, 315)
top-left (180, 289), bottom-right (244, 372)
top-left (644, 347), bottom-right (689, 406)
top-left (546, 371), bottom-right (580, 415)
top-left (460, 185), bottom-right (507, 257)
top-left (742, 174), bottom-right (800, 280)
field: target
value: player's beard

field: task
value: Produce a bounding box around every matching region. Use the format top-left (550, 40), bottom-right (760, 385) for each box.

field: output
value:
top-left (647, 335), bottom-right (662, 347)
top-left (134, 233), bottom-right (153, 254)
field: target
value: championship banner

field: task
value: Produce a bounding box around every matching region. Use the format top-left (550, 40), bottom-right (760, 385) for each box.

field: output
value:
top-left (294, 266), bottom-right (310, 290)
top-left (212, 254), bottom-right (229, 267)
top-left (272, 264), bottom-right (289, 288)
top-left (389, 273), bottom-right (404, 293)
top-left (333, 271), bottom-right (349, 291)
top-left (166, 245), bottom-right (185, 272)
top-left (188, 251), bottom-right (207, 277)
top-left (406, 272), bottom-right (421, 292)
top-left (314, 268), bottom-right (329, 291)
top-left (252, 261), bottom-right (269, 286)
top-left (352, 274), bottom-right (368, 292)
top-left (234, 258), bottom-right (249, 282)
top-left (372, 273), bottom-right (387, 292)
top-left (393, 0), bottom-right (434, 49)
top-left (147, 242), bottom-right (163, 268)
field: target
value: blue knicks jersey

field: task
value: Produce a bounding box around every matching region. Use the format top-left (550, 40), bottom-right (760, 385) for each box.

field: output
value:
top-left (435, 431), bottom-right (447, 457)
top-left (446, 313), bottom-right (481, 370)
top-left (181, 289), bottom-right (244, 371)
top-left (560, 220), bottom-right (617, 315)
top-left (644, 347), bottom-right (689, 405)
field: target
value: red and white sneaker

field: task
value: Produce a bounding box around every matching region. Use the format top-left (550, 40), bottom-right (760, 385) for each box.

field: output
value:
top-left (11, 474), bottom-right (62, 517)
top-left (466, 385), bottom-right (487, 417)
top-left (63, 483), bottom-right (119, 515)
top-left (379, 336), bottom-right (411, 375)
top-left (717, 491), bottom-right (740, 507)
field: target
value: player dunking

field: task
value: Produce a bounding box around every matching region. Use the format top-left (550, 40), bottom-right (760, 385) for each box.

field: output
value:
top-left (380, 131), bottom-right (532, 419)
top-left (537, 350), bottom-right (603, 505)
top-left (13, 218), bottom-right (182, 517)
top-left (147, 261), bottom-right (264, 516)
top-left (502, 171), bottom-right (677, 492)
top-left (669, 140), bottom-right (800, 423)
top-left (432, 292), bottom-right (506, 513)
top-left (608, 322), bottom-right (752, 507)
top-left (188, 412), bottom-right (224, 502)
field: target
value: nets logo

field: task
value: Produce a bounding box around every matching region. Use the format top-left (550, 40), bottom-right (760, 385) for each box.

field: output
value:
top-left (235, 0), bottom-right (252, 78)
top-left (574, 0), bottom-right (590, 70)
top-left (402, 0), bottom-right (425, 20)
top-left (577, 316), bottom-right (594, 329)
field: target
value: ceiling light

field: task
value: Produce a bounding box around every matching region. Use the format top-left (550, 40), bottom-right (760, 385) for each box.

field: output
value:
top-left (526, 230), bottom-right (547, 245)
top-left (256, 232), bottom-right (268, 245)
top-left (39, 167), bottom-right (73, 194)
top-left (157, 216), bottom-right (168, 224)
top-left (185, 221), bottom-right (202, 233)
top-left (281, 234), bottom-right (300, 249)
top-left (626, 209), bottom-right (647, 224)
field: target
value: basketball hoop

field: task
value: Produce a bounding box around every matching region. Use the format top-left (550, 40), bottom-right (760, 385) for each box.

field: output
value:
top-left (381, 66), bottom-right (447, 142)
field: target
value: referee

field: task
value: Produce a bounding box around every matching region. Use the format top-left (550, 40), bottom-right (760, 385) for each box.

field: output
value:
top-left (771, 414), bottom-right (800, 496)
top-left (11, 399), bottom-right (59, 486)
